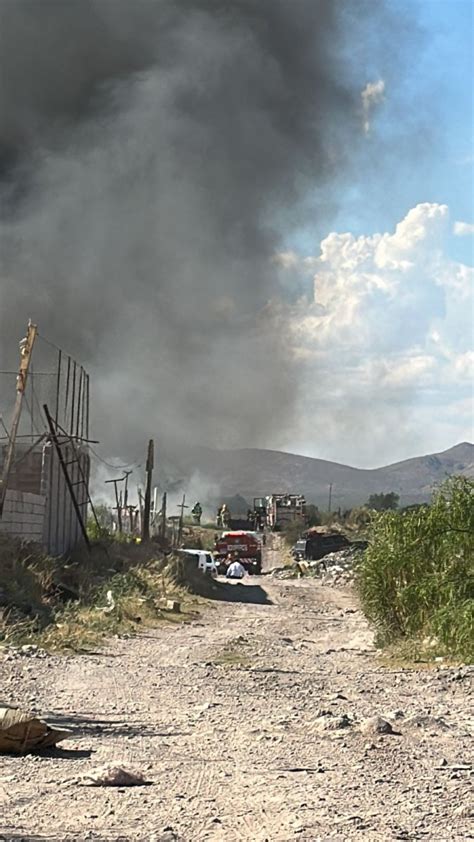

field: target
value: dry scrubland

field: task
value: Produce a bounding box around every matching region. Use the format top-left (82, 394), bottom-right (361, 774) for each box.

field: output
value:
top-left (0, 477), bottom-right (472, 840)
top-left (0, 537), bottom-right (203, 652)
top-left (1, 567), bottom-right (472, 841)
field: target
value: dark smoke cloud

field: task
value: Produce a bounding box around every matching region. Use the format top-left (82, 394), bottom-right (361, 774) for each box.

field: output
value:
top-left (0, 0), bottom-right (386, 460)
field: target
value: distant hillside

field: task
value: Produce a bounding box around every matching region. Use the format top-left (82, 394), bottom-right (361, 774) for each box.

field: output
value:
top-left (180, 442), bottom-right (474, 509)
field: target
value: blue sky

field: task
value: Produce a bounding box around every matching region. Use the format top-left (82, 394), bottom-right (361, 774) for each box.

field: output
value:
top-left (278, 0), bottom-right (473, 466)
top-left (291, 0), bottom-right (473, 261)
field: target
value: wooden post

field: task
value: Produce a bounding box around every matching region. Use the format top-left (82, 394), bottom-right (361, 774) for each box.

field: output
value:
top-left (127, 505), bottom-right (137, 535)
top-left (160, 491), bottom-right (167, 540)
top-left (105, 477), bottom-right (124, 533)
top-left (142, 439), bottom-right (154, 543)
top-left (123, 469), bottom-right (132, 508)
top-left (0, 321), bottom-right (37, 517)
top-left (177, 493), bottom-right (188, 545)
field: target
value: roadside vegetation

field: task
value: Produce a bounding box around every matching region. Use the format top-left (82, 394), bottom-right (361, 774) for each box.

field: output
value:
top-left (0, 536), bottom-right (193, 651)
top-left (357, 476), bottom-right (474, 662)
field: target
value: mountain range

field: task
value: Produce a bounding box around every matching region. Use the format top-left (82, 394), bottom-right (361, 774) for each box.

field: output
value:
top-left (181, 442), bottom-right (474, 510)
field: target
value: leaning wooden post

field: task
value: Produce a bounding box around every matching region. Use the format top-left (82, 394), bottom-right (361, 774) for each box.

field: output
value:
top-left (0, 320), bottom-right (37, 517)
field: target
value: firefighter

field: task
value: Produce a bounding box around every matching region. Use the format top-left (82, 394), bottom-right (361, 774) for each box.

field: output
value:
top-left (221, 503), bottom-right (231, 529)
top-left (191, 501), bottom-right (202, 525)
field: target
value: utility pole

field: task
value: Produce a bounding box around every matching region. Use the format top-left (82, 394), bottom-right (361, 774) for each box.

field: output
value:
top-left (177, 494), bottom-right (188, 545)
top-left (328, 483), bottom-right (333, 514)
top-left (142, 439), bottom-right (154, 543)
top-left (123, 469), bottom-right (133, 509)
top-left (105, 476), bottom-right (125, 533)
top-left (0, 321), bottom-right (37, 517)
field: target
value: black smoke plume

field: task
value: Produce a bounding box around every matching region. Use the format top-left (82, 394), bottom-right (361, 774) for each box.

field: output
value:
top-left (0, 1), bottom-right (385, 460)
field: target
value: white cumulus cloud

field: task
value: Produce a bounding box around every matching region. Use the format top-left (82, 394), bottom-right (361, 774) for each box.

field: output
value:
top-left (276, 203), bottom-right (473, 465)
top-left (454, 221), bottom-right (474, 236)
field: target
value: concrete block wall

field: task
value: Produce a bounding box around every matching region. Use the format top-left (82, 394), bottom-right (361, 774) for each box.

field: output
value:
top-left (0, 444), bottom-right (43, 494)
top-left (0, 440), bottom-right (90, 555)
top-left (0, 489), bottom-right (46, 542)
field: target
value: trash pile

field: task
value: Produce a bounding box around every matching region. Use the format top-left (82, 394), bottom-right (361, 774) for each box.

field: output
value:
top-left (273, 545), bottom-right (363, 586)
top-left (320, 548), bottom-right (360, 587)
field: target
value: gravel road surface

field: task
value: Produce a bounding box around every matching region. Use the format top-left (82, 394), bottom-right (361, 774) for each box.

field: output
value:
top-left (0, 563), bottom-right (472, 841)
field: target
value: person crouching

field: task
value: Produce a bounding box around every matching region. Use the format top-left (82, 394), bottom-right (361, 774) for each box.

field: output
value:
top-left (226, 557), bottom-right (246, 580)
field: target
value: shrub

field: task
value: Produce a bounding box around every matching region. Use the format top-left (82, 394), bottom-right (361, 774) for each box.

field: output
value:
top-left (366, 491), bottom-right (400, 511)
top-left (357, 476), bottom-right (474, 661)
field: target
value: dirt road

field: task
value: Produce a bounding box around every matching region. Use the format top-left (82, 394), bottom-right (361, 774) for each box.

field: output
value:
top-left (0, 564), bottom-right (472, 841)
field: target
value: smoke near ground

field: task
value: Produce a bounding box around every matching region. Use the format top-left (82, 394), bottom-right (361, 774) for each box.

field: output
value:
top-left (0, 0), bottom-right (391, 460)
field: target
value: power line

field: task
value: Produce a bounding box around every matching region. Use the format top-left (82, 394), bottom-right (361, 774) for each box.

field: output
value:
top-left (36, 331), bottom-right (66, 356)
top-left (88, 444), bottom-right (141, 472)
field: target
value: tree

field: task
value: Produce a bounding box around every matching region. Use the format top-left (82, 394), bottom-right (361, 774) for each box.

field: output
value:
top-left (366, 492), bottom-right (400, 511)
top-left (306, 504), bottom-right (321, 527)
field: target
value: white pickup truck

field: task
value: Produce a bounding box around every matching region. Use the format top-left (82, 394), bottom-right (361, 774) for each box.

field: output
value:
top-left (178, 548), bottom-right (218, 576)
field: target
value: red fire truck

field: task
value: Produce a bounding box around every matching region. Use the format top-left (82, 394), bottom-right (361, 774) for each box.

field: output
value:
top-left (214, 531), bottom-right (262, 575)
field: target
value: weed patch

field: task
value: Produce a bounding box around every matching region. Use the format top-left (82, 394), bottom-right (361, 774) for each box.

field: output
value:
top-left (357, 476), bottom-right (474, 662)
top-left (0, 536), bottom-right (191, 651)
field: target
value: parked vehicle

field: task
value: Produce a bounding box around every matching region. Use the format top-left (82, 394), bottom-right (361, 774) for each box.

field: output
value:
top-left (304, 531), bottom-right (350, 560)
top-left (214, 531), bottom-right (262, 575)
top-left (253, 494), bottom-right (306, 531)
top-left (291, 531), bottom-right (352, 562)
top-left (178, 548), bottom-right (218, 576)
top-left (291, 539), bottom-right (308, 561)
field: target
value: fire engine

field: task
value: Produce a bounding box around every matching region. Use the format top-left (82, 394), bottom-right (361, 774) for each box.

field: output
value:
top-left (253, 494), bottom-right (306, 531)
top-left (214, 530), bottom-right (262, 575)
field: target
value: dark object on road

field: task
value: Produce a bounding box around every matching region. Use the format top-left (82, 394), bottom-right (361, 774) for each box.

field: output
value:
top-left (0, 706), bottom-right (71, 754)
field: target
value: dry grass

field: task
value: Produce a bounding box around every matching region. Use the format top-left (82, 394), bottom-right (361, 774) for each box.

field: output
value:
top-left (0, 535), bottom-right (194, 651)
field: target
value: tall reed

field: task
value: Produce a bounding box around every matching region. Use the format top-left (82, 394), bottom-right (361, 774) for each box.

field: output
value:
top-left (357, 476), bottom-right (474, 661)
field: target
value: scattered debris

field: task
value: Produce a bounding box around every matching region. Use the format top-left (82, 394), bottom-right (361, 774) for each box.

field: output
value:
top-left (2, 644), bottom-right (50, 661)
top-left (0, 706), bottom-right (71, 754)
top-left (79, 766), bottom-right (152, 787)
top-left (165, 599), bottom-right (181, 613)
top-left (317, 712), bottom-right (353, 731)
top-left (273, 545), bottom-right (361, 585)
top-left (96, 589), bottom-right (116, 614)
top-left (404, 714), bottom-right (450, 731)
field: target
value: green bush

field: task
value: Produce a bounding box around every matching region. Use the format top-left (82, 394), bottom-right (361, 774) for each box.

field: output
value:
top-left (357, 476), bottom-right (474, 661)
